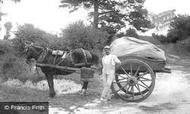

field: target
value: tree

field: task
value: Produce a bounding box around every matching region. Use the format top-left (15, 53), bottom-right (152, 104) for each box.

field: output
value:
top-left (4, 22), bottom-right (12, 40)
top-left (60, 0), bottom-right (153, 35)
top-left (167, 15), bottom-right (190, 43)
top-left (12, 24), bottom-right (58, 56)
top-left (125, 28), bottom-right (139, 38)
top-left (0, 0), bottom-right (20, 3)
top-left (60, 21), bottom-right (109, 51)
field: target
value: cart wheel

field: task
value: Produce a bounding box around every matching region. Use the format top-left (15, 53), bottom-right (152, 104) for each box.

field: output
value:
top-left (111, 59), bottom-right (155, 102)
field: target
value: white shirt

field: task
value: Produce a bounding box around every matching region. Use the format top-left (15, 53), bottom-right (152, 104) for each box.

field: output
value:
top-left (102, 54), bottom-right (121, 74)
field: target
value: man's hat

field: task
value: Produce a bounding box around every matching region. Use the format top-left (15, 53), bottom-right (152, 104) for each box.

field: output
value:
top-left (104, 45), bottom-right (110, 49)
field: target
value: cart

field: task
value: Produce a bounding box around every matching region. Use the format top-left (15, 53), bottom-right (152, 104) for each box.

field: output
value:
top-left (36, 54), bottom-right (170, 102)
top-left (111, 55), bottom-right (171, 102)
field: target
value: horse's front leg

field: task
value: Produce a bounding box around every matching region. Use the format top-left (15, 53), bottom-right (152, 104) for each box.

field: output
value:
top-left (45, 73), bottom-right (56, 98)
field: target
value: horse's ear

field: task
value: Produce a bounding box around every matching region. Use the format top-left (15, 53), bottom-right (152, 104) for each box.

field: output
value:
top-left (24, 41), bottom-right (33, 47)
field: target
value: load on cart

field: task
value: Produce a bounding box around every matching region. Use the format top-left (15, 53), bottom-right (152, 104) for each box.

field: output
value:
top-left (110, 37), bottom-right (171, 102)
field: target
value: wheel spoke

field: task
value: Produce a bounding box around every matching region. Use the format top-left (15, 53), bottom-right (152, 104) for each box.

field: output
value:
top-left (123, 85), bottom-right (133, 96)
top-left (126, 85), bottom-right (131, 92)
top-left (135, 84), bottom-right (143, 97)
top-left (130, 64), bottom-right (133, 75)
top-left (140, 80), bottom-right (150, 88)
top-left (134, 66), bottom-right (141, 77)
top-left (139, 77), bottom-right (152, 81)
top-left (120, 66), bottom-right (131, 77)
top-left (138, 71), bottom-right (149, 78)
top-left (117, 78), bottom-right (127, 81)
top-left (113, 79), bottom-right (128, 84)
top-left (138, 83), bottom-right (150, 91)
top-left (115, 83), bottom-right (128, 93)
top-left (117, 74), bottom-right (128, 79)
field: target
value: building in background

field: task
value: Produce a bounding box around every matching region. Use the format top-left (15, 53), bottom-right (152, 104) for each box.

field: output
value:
top-left (150, 9), bottom-right (176, 30)
top-left (143, 9), bottom-right (176, 36)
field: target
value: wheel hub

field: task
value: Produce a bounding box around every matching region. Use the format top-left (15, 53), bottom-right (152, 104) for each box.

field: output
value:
top-left (127, 76), bottom-right (138, 86)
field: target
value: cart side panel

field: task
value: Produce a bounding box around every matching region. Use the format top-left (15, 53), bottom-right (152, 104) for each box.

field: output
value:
top-left (117, 56), bottom-right (166, 73)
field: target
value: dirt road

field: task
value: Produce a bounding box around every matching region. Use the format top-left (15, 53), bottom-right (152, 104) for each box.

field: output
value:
top-left (48, 65), bottom-right (190, 114)
top-left (0, 64), bottom-right (190, 114)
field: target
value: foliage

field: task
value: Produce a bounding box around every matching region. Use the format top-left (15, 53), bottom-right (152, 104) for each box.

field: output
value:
top-left (60, 0), bottom-right (153, 35)
top-left (167, 15), bottom-right (190, 43)
top-left (0, 40), bottom-right (40, 82)
top-left (0, 40), bottom-right (13, 55)
top-left (125, 28), bottom-right (139, 38)
top-left (0, 0), bottom-right (20, 3)
top-left (60, 21), bottom-right (109, 51)
top-left (12, 24), bottom-right (58, 56)
top-left (178, 38), bottom-right (190, 51)
top-left (152, 33), bottom-right (168, 44)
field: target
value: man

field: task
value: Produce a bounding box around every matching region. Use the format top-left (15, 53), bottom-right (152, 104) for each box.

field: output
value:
top-left (100, 45), bottom-right (121, 101)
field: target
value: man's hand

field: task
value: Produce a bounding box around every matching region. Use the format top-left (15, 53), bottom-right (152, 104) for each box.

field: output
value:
top-left (116, 62), bottom-right (121, 68)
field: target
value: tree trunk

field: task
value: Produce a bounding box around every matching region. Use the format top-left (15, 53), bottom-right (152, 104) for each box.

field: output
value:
top-left (93, 0), bottom-right (99, 28)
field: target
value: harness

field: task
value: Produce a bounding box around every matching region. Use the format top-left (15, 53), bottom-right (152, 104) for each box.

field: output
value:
top-left (26, 44), bottom-right (92, 67)
top-left (37, 48), bottom-right (48, 63)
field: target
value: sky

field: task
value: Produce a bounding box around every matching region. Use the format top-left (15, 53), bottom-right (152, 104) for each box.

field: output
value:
top-left (0, 0), bottom-right (88, 35)
top-left (144, 0), bottom-right (190, 15)
top-left (0, 0), bottom-right (190, 37)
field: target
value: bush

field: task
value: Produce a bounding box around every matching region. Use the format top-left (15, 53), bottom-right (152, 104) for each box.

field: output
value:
top-left (12, 23), bottom-right (58, 56)
top-left (178, 38), bottom-right (190, 52)
top-left (152, 33), bottom-right (168, 44)
top-left (1, 56), bottom-right (44, 82)
top-left (0, 37), bottom-right (44, 82)
top-left (0, 40), bottom-right (13, 55)
top-left (167, 15), bottom-right (190, 43)
top-left (60, 21), bottom-right (109, 51)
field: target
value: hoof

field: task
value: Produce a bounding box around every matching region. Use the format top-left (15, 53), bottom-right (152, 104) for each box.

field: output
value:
top-left (78, 89), bottom-right (89, 96)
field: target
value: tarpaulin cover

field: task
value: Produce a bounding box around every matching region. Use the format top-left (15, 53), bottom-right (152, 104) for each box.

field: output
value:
top-left (110, 37), bottom-right (166, 61)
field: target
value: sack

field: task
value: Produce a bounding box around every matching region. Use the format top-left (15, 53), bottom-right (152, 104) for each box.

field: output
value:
top-left (110, 37), bottom-right (166, 61)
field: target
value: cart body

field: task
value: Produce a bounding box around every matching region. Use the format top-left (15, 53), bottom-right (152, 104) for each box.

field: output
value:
top-left (110, 37), bottom-right (171, 102)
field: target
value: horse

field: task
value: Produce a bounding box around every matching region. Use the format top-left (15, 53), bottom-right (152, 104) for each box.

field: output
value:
top-left (24, 42), bottom-right (99, 97)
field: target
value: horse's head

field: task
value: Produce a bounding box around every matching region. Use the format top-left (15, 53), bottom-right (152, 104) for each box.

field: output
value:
top-left (24, 42), bottom-right (44, 64)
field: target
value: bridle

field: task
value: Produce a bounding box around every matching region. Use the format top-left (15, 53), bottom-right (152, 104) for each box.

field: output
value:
top-left (24, 42), bottom-right (34, 54)
top-left (24, 42), bottom-right (45, 62)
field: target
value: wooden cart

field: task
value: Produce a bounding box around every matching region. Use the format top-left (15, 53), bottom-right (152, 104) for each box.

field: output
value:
top-left (36, 55), bottom-right (171, 102)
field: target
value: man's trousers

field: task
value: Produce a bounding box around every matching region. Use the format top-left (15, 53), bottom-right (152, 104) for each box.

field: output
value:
top-left (101, 73), bottom-right (115, 99)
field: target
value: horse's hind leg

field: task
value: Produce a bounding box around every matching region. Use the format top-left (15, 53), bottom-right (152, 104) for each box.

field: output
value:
top-left (82, 81), bottom-right (88, 90)
top-left (45, 73), bottom-right (56, 98)
top-left (80, 81), bottom-right (88, 95)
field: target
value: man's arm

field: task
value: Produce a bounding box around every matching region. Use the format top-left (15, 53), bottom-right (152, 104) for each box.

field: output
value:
top-left (113, 55), bottom-right (121, 64)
